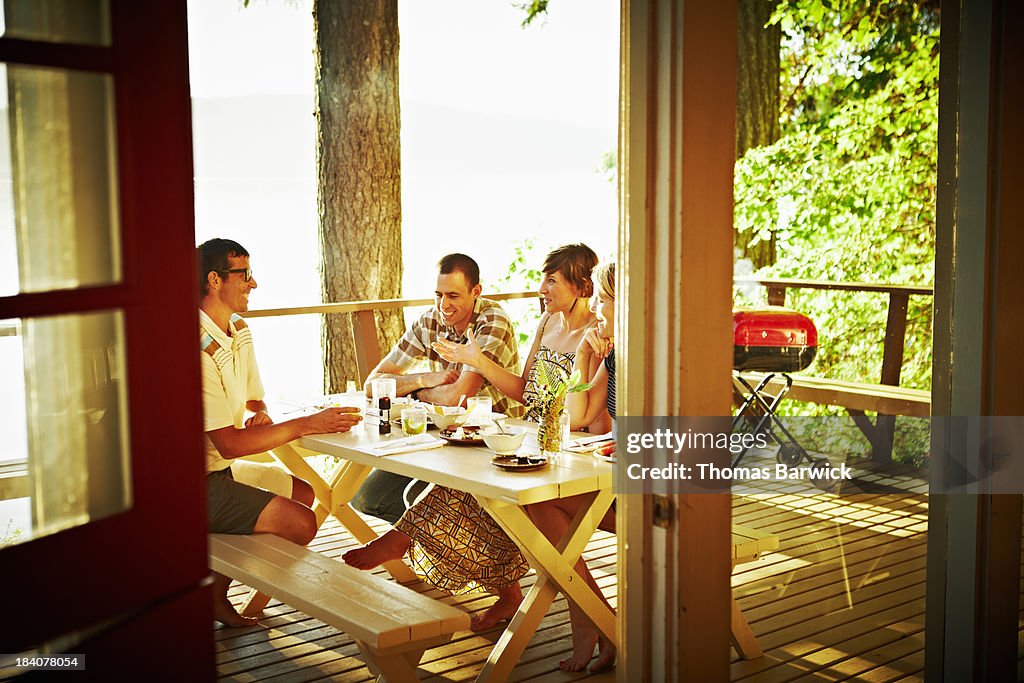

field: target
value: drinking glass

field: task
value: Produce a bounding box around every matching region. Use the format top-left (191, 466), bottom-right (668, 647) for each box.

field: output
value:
top-left (336, 391), bottom-right (364, 414)
top-left (466, 395), bottom-right (492, 419)
top-left (371, 377), bottom-right (397, 403)
top-left (401, 406), bottom-right (427, 435)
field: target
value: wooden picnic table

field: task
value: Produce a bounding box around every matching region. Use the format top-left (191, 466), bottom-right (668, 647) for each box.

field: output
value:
top-left (245, 400), bottom-right (777, 671)
top-left (270, 414), bottom-right (616, 682)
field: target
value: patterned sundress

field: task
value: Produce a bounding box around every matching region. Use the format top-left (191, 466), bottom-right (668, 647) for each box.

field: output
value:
top-left (393, 338), bottom-right (577, 594)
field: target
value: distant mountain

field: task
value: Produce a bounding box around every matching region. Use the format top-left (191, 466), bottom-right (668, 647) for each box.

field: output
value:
top-left (191, 93), bottom-right (614, 180)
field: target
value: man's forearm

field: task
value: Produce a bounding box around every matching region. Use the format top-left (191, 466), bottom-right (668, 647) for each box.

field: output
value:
top-left (211, 417), bottom-right (311, 459)
top-left (366, 371), bottom-right (446, 397)
top-left (418, 373), bottom-right (484, 406)
top-left (417, 382), bottom-right (461, 405)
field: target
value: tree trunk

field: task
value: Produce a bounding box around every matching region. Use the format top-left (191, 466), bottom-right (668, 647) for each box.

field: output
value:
top-left (735, 0), bottom-right (781, 269)
top-left (314, 0), bottom-right (405, 392)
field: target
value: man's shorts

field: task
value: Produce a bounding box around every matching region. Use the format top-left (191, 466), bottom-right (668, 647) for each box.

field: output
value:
top-left (352, 469), bottom-right (432, 525)
top-left (206, 461), bottom-right (294, 534)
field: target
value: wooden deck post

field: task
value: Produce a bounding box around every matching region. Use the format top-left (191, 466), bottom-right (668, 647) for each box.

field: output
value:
top-left (351, 309), bottom-right (383, 383)
top-left (870, 291), bottom-right (911, 463)
top-left (766, 284), bottom-right (787, 307)
top-left (622, 0), bottom-right (736, 680)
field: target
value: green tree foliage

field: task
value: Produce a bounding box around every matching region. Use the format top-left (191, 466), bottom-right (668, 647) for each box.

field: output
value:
top-left (516, 0), bottom-right (550, 27)
top-left (735, 0), bottom-right (939, 395)
top-left (495, 238), bottom-right (545, 358)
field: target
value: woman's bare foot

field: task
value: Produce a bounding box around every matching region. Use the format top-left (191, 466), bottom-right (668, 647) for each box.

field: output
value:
top-left (214, 596), bottom-right (259, 627)
top-left (470, 583), bottom-right (523, 631)
top-left (559, 620), bottom-right (598, 672)
top-left (342, 530), bottom-right (411, 570)
top-left (590, 635), bottom-right (616, 672)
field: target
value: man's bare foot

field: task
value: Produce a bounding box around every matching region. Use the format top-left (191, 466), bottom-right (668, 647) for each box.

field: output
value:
top-left (342, 530), bottom-right (411, 570)
top-left (214, 596), bottom-right (259, 627)
top-left (470, 584), bottom-right (523, 632)
top-left (590, 636), bottom-right (616, 672)
top-left (559, 621), bottom-right (598, 672)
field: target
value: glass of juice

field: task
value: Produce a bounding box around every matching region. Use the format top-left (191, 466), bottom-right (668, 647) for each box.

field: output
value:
top-left (401, 406), bottom-right (427, 436)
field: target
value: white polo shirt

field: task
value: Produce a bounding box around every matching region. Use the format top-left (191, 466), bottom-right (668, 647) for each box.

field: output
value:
top-left (200, 310), bottom-right (265, 472)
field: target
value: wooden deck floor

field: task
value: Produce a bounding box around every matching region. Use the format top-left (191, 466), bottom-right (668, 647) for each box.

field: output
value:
top-left (217, 514), bottom-right (619, 683)
top-left (216, 465), bottom-right (932, 682)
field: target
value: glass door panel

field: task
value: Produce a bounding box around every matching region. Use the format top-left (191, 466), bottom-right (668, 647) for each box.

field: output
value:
top-left (0, 64), bottom-right (120, 296)
top-left (0, 0), bottom-right (111, 46)
top-left (0, 310), bottom-right (131, 549)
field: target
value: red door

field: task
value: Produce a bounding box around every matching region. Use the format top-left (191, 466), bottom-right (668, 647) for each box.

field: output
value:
top-left (0, 3), bottom-right (212, 678)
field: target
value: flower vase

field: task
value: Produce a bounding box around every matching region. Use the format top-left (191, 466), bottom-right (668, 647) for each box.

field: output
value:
top-left (538, 396), bottom-right (565, 458)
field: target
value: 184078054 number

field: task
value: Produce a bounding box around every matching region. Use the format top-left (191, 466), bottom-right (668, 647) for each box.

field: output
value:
top-left (0, 654), bottom-right (86, 672)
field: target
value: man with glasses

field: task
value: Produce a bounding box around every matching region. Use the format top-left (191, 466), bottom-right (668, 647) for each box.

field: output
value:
top-left (197, 238), bottom-right (362, 626)
top-left (353, 253), bottom-right (522, 524)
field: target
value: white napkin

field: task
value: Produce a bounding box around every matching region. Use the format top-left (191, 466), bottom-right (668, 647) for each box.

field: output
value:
top-left (367, 433), bottom-right (446, 457)
top-left (565, 431), bottom-right (615, 453)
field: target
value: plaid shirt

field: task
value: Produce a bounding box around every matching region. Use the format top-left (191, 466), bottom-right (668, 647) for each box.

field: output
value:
top-left (383, 297), bottom-right (523, 417)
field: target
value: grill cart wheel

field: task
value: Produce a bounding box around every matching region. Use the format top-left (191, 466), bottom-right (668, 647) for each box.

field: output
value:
top-left (809, 458), bottom-right (838, 491)
top-left (776, 443), bottom-right (804, 467)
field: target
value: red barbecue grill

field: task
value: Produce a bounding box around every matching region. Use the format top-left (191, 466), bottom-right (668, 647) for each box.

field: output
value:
top-left (731, 307), bottom-right (833, 487)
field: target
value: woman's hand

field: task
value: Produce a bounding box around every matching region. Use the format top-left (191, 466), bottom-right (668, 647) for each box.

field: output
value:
top-left (580, 327), bottom-right (614, 360)
top-left (432, 328), bottom-right (485, 368)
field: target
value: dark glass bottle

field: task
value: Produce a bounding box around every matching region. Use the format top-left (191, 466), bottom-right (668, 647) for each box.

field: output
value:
top-left (378, 396), bottom-right (391, 434)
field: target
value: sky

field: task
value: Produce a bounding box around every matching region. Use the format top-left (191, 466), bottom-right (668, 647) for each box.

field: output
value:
top-left (187, 0), bottom-right (619, 124)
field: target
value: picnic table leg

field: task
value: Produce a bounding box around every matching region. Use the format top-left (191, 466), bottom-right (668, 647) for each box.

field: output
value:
top-left (485, 500), bottom-right (617, 642)
top-left (475, 489), bottom-right (616, 681)
top-left (731, 596), bottom-right (763, 659)
top-left (239, 589), bottom-right (272, 617)
top-left (269, 442), bottom-right (335, 509)
top-left (328, 460), bottom-right (418, 584)
top-left (355, 640), bottom-right (420, 683)
top-left (240, 447), bottom-right (365, 615)
top-left (236, 443), bottom-right (339, 617)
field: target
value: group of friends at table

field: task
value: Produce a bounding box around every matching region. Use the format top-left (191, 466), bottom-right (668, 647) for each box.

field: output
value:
top-left (198, 237), bottom-right (619, 672)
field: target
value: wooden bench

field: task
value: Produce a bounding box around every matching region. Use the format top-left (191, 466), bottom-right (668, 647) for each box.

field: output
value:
top-left (731, 524), bottom-right (780, 659)
top-left (737, 372), bottom-right (930, 417)
top-left (209, 533), bottom-right (470, 682)
top-left (734, 371), bottom-right (930, 462)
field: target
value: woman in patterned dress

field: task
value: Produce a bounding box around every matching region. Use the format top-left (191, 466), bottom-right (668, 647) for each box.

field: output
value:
top-left (342, 244), bottom-right (600, 631)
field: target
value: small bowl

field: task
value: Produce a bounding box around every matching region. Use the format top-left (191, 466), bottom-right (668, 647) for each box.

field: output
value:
top-left (429, 407), bottom-right (469, 431)
top-left (483, 427), bottom-right (528, 456)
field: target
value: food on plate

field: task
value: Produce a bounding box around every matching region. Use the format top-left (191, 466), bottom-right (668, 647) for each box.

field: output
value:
top-left (442, 424), bottom-right (482, 441)
top-left (595, 443), bottom-right (616, 457)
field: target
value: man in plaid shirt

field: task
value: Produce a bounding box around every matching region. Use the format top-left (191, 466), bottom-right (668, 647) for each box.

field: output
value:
top-left (354, 253), bottom-right (522, 523)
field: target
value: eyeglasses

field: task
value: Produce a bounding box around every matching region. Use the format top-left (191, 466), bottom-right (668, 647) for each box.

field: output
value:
top-left (219, 268), bottom-right (252, 282)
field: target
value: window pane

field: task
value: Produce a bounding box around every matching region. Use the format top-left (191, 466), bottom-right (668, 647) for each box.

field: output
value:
top-left (0, 0), bottom-right (111, 46)
top-left (0, 310), bottom-right (131, 549)
top-left (0, 64), bottom-right (120, 296)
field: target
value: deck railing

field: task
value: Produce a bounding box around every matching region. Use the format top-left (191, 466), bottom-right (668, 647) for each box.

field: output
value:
top-left (244, 278), bottom-right (934, 392)
top-left (244, 291), bottom-right (544, 382)
top-left (244, 279), bottom-right (934, 464)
